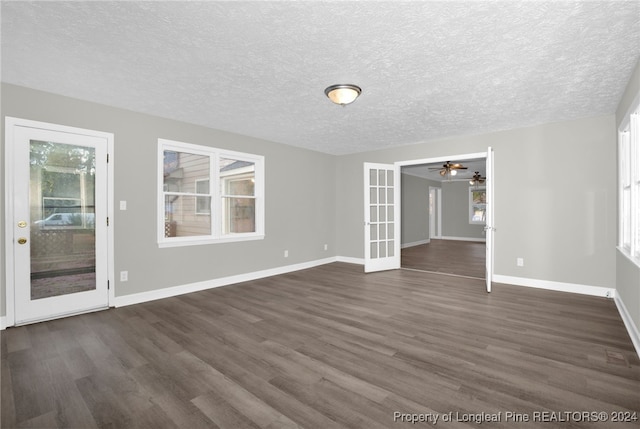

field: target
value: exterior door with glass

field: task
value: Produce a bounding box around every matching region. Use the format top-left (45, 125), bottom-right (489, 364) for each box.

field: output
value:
top-left (7, 119), bottom-right (111, 325)
top-left (364, 163), bottom-right (400, 272)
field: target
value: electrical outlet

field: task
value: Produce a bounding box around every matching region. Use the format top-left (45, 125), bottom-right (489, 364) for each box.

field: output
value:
top-left (284, 250), bottom-right (289, 258)
top-left (120, 271), bottom-right (128, 282)
top-left (324, 244), bottom-right (328, 251)
top-left (516, 258), bottom-right (524, 267)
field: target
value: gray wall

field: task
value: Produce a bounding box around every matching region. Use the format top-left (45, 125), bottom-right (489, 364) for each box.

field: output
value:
top-left (400, 173), bottom-right (433, 246)
top-left (441, 181), bottom-right (486, 240)
top-left (1, 84), bottom-right (337, 316)
top-left (337, 114), bottom-right (617, 291)
top-left (615, 58), bottom-right (640, 336)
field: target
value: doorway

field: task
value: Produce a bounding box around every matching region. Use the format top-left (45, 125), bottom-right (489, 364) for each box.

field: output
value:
top-left (397, 150), bottom-right (494, 292)
top-left (5, 118), bottom-right (114, 326)
top-left (429, 186), bottom-right (441, 239)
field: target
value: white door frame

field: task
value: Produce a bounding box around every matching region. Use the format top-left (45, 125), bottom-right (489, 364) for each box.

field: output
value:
top-left (397, 151), bottom-right (494, 292)
top-left (428, 186), bottom-right (442, 239)
top-left (3, 117), bottom-right (115, 328)
top-left (485, 147), bottom-right (495, 293)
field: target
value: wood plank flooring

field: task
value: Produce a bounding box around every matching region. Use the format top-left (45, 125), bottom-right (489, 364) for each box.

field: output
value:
top-left (2, 262), bottom-right (639, 428)
top-left (402, 239), bottom-right (486, 278)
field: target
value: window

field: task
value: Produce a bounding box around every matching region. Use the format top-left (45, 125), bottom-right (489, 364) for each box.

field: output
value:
top-left (469, 187), bottom-right (487, 224)
top-left (158, 139), bottom-right (264, 247)
top-left (618, 97), bottom-right (640, 266)
top-left (195, 179), bottom-right (210, 215)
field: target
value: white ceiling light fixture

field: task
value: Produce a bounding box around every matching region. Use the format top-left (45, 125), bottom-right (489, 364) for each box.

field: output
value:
top-left (324, 84), bottom-right (362, 106)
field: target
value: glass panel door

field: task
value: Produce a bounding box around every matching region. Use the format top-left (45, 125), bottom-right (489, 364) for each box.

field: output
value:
top-left (30, 141), bottom-right (97, 300)
top-left (12, 124), bottom-right (109, 325)
top-left (364, 163), bottom-right (400, 273)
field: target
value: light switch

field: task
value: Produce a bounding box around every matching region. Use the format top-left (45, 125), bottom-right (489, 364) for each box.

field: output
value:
top-left (120, 200), bottom-right (127, 210)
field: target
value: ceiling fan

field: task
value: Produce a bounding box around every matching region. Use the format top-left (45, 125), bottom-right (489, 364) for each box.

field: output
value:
top-left (429, 161), bottom-right (468, 177)
top-left (469, 171), bottom-right (486, 187)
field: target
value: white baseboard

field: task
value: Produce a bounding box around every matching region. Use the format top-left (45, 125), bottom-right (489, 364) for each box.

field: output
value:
top-left (401, 239), bottom-right (430, 249)
top-left (441, 236), bottom-right (486, 242)
top-left (493, 274), bottom-right (615, 298)
top-left (336, 256), bottom-right (365, 265)
top-left (614, 293), bottom-right (640, 358)
top-left (0, 316), bottom-right (6, 330)
top-left (114, 257), bottom-right (338, 307)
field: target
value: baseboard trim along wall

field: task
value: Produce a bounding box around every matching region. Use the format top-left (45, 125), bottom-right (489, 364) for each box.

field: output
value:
top-left (114, 257), bottom-right (338, 307)
top-left (493, 274), bottom-right (614, 298)
top-left (440, 236), bottom-right (486, 242)
top-left (336, 256), bottom-right (365, 265)
top-left (614, 293), bottom-right (640, 358)
top-left (401, 239), bottom-right (430, 249)
top-left (0, 316), bottom-right (6, 330)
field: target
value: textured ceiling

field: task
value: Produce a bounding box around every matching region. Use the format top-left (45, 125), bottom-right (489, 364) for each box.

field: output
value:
top-left (2, 1), bottom-right (639, 155)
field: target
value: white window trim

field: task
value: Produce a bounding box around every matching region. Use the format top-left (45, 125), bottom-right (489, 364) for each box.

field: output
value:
top-left (158, 139), bottom-right (265, 247)
top-left (469, 186), bottom-right (487, 225)
top-left (617, 93), bottom-right (640, 268)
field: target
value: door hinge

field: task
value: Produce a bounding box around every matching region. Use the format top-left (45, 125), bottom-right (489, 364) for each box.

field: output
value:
top-left (107, 280), bottom-right (110, 290)
top-left (107, 153), bottom-right (109, 163)
top-left (106, 217), bottom-right (109, 226)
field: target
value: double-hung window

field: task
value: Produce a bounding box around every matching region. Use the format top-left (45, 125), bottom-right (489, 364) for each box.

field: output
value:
top-left (158, 139), bottom-right (264, 247)
top-left (618, 96), bottom-right (640, 266)
top-left (469, 187), bottom-right (487, 225)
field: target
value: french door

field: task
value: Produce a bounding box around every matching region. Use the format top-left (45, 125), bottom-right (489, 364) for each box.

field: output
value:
top-left (485, 147), bottom-right (495, 293)
top-left (6, 118), bottom-right (112, 325)
top-left (364, 163), bottom-right (400, 272)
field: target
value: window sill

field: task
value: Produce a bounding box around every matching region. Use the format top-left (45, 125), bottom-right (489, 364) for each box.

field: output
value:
top-left (159, 234), bottom-right (265, 248)
top-left (617, 246), bottom-right (640, 269)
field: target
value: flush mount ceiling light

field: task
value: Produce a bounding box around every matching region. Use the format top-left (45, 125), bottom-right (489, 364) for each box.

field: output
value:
top-left (324, 84), bottom-right (362, 105)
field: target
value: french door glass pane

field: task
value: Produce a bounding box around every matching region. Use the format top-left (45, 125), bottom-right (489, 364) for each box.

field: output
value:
top-left (30, 141), bottom-right (96, 300)
top-left (367, 167), bottom-right (396, 263)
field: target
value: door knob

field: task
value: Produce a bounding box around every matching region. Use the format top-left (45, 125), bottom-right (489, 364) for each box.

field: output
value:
top-left (17, 237), bottom-right (27, 245)
top-left (17, 220), bottom-right (27, 228)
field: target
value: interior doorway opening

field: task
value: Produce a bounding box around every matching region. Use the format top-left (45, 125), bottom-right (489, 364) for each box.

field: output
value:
top-left (398, 151), bottom-right (493, 286)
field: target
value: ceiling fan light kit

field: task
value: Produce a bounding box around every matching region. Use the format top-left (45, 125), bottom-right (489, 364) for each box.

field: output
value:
top-left (430, 161), bottom-right (467, 179)
top-left (469, 171), bottom-right (486, 187)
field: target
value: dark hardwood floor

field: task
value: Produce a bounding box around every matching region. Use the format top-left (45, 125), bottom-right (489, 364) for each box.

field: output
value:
top-left (2, 263), bottom-right (639, 428)
top-left (402, 239), bottom-right (486, 278)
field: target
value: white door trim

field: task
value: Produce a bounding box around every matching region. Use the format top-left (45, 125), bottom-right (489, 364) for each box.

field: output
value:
top-left (428, 186), bottom-right (442, 239)
top-left (4, 117), bottom-right (115, 327)
top-left (485, 147), bottom-right (494, 293)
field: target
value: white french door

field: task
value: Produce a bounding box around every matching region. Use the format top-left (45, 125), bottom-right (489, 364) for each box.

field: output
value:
top-left (485, 147), bottom-right (495, 293)
top-left (6, 118), bottom-right (112, 325)
top-left (364, 163), bottom-right (400, 272)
